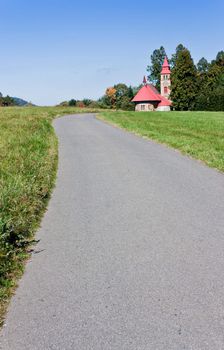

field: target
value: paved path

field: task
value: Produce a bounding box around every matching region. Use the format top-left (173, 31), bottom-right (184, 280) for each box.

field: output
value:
top-left (1, 114), bottom-right (224, 350)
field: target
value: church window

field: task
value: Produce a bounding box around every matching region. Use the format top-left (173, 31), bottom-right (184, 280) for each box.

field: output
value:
top-left (164, 86), bottom-right (168, 94)
top-left (141, 104), bottom-right (145, 111)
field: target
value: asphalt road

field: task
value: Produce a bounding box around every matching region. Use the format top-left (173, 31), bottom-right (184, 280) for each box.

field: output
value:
top-left (1, 114), bottom-right (224, 350)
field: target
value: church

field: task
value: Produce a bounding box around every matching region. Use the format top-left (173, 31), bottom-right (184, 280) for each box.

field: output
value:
top-left (132, 57), bottom-right (172, 111)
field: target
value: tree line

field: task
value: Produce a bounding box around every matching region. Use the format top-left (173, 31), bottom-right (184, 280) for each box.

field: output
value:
top-left (0, 92), bottom-right (15, 106)
top-left (147, 45), bottom-right (224, 111)
top-left (0, 93), bottom-right (30, 106)
top-left (58, 98), bottom-right (97, 108)
top-left (59, 84), bottom-right (139, 111)
top-left (98, 84), bottom-right (140, 110)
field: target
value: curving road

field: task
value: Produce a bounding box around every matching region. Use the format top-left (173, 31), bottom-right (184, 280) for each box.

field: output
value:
top-left (1, 114), bottom-right (224, 349)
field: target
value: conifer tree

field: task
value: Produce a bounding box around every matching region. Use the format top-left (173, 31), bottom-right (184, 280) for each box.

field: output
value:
top-left (147, 46), bottom-right (166, 90)
top-left (170, 44), bottom-right (186, 68)
top-left (197, 57), bottom-right (210, 73)
top-left (195, 51), bottom-right (224, 111)
top-left (213, 51), bottom-right (224, 67)
top-left (170, 49), bottom-right (198, 110)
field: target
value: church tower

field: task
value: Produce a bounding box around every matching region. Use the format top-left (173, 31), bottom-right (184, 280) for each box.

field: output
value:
top-left (160, 57), bottom-right (171, 99)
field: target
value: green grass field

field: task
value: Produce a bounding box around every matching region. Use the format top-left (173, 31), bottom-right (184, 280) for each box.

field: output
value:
top-left (0, 106), bottom-right (102, 324)
top-left (1, 107), bottom-right (224, 324)
top-left (99, 111), bottom-right (224, 172)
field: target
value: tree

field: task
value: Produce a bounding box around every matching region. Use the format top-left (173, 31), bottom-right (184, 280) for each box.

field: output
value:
top-left (114, 83), bottom-right (129, 97)
top-left (127, 86), bottom-right (134, 99)
top-left (100, 83), bottom-right (135, 110)
top-left (82, 99), bottom-right (92, 106)
top-left (197, 55), bottom-right (224, 93)
top-left (76, 101), bottom-right (85, 108)
top-left (119, 96), bottom-right (135, 111)
top-left (215, 51), bottom-right (224, 67)
top-left (105, 87), bottom-right (117, 108)
top-left (195, 89), bottom-right (224, 111)
top-left (68, 99), bottom-right (76, 106)
top-left (170, 48), bottom-right (198, 110)
top-left (0, 95), bottom-right (15, 106)
top-left (197, 57), bottom-right (210, 73)
top-left (59, 101), bottom-right (69, 106)
top-left (88, 101), bottom-right (101, 109)
top-left (196, 58), bottom-right (211, 101)
top-left (195, 51), bottom-right (224, 111)
top-left (170, 44), bottom-right (186, 69)
top-left (114, 83), bottom-right (129, 109)
top-left (147, 46), bottom-right (167, 90)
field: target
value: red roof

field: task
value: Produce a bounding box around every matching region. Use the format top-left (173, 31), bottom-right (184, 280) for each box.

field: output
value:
top-left (161, 56), bottom-right (171, 74)
top-left (158, 95), bottom-right (172, 107)
top-left (132, 84), bottom-right (161, 102)
top-left (131, 83), bottom-right (172, 107)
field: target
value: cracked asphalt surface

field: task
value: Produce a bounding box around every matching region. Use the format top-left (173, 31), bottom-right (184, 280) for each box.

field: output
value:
top-left (1, 114), bottom-right (224, 349)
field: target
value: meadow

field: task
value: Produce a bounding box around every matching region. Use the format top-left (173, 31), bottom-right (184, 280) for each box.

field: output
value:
top-left (99, 111), bottom-right (224, 172)
top-left (0, 107), bottom-right (224, 324)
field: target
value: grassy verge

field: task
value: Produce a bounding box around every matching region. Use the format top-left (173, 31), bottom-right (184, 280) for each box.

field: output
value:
top-left (99, 111), bottom-right (224, 172)
top-left (0, 106), bottom-right (102, 324)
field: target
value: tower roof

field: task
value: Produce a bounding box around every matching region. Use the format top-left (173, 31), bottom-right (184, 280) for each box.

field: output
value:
top-left (161, 57), bottom-right (171, 74)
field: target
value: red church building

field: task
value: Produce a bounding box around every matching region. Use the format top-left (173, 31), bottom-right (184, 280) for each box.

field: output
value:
top-left (132, 57), bottom-right (172, 112)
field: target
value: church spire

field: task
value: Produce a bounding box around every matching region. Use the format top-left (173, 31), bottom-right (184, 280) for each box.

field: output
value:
top-left (161, 57), bottom-right (171, 74)
top-left (161, 57), bottom-right (171, 98)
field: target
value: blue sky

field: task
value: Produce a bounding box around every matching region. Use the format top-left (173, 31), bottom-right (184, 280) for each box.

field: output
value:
top-left (0, 0), bottom-right (223, 105)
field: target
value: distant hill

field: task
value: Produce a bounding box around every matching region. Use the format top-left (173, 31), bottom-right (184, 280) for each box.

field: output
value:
top-left (12, 97), bottom-right (29, 106)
